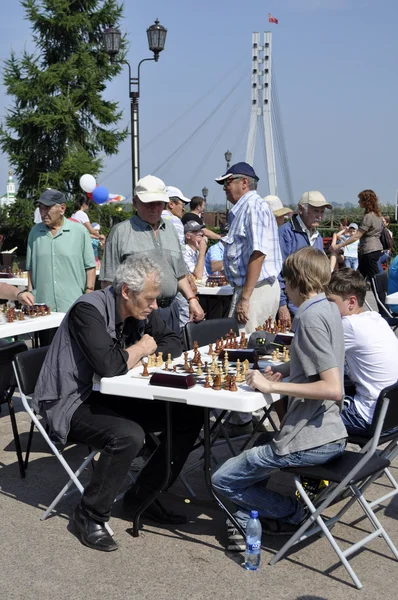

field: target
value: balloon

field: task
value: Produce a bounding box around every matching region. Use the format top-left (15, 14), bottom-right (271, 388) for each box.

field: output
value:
top-left (79, 174), bottom-right (96, 193)
top-left (92, 185), bottom-right (109, 205)
top-left (86, 192), bottom-right (92, 199)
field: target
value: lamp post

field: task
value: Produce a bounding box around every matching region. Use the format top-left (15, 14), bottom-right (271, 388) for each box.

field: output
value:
top-left (224, 150), bottom-right (232, 214)
top-left (202, 186), bottom-right (208, 203)
top-left (103, 19), bottom-right (167, 194)
top-left (225, 150), bottom-right (232, 171)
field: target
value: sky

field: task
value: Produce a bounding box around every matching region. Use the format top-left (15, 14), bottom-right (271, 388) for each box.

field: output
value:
top-left (1, 0), bottom-right (398, 208)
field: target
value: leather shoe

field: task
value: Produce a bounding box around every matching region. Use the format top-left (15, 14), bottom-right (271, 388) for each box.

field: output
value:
top-left (72, 504), bottom-right (118, 552)
top-left (123, 489), bottom-right (187, 525)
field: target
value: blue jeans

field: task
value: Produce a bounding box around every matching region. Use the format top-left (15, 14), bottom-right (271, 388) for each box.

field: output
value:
top-left (341, 397), bottom-right (370, 436)
top-left (344, 257), bottom-right (358, 270)
top-left (212, 440), bottom-right (346, 529)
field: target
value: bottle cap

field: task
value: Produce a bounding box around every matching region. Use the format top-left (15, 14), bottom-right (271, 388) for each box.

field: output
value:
top-left (250, 510), bottom-right (258, 518)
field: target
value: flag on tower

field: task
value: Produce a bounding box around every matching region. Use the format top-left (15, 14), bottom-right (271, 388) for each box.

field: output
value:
top-left (268, 13), bottom-right (278, 24)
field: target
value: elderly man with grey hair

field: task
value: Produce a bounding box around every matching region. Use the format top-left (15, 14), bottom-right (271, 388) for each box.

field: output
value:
top-left (33, 255), bottom-right (203, 553)
top-left (277, 190), bottom-right (332, 327)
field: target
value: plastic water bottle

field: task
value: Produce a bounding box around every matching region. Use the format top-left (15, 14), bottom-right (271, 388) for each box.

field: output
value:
top-left (245, 510), bottom-right (262, 570)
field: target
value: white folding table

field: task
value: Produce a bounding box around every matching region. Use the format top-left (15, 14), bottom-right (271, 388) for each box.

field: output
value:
top-left (196, 284), bottom-right (234, 296)
top-left (0, 312), bottom-right (66, 339)
top-left (100, 347), bottom-right (280, 536)
top-left (385, 291), bottom-right (398, 305)
top-left (0, 277), bottom-right (28, 287)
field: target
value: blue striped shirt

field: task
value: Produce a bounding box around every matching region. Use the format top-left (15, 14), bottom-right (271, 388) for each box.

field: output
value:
top-left (223, 190), bottom-right (282, 287)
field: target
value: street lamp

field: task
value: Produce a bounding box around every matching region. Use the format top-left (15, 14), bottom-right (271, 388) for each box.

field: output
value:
top-left (202, 186), bottom-right (208, 203)
top-left (224, 150), bottom-right (232, 214)
top-left (225, 150), bottom-right (232, 170)
top-left (103, 19), bottom-right (167, 194)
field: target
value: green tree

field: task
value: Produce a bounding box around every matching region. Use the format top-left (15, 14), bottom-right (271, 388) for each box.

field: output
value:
top-left (0, 0), bottom-right (128, 199)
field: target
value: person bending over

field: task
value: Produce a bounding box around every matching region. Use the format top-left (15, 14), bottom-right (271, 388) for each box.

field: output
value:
top-left (212, 247), bottom-right (347, 549)
top-left (33, 255), bottom-right (203, 552)
top-left (327, 268), bottom-right (398, 435)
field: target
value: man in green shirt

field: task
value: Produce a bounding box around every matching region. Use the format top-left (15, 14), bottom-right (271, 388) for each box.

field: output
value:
top-left (27, 189), bottom-right (96, 313)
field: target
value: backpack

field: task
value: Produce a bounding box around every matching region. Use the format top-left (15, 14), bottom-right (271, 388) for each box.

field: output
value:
top-left (380, 226), bottom-right (393, 251)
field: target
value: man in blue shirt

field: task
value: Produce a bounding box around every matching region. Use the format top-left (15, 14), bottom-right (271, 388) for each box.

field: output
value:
top-left (277, 191), bottom-right (332, 327)
top-left (387, 255), bottom-right (398, 313)
top-left (215, 162), bottom-right (282, 333)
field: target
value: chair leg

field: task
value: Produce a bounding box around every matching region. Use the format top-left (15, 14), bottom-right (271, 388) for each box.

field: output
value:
top-left (7, 395), bottom-right (25, 479)
top-left (24, 420), bottom-right (35, 469)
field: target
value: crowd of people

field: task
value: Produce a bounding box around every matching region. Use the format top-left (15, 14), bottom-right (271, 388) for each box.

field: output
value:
top-left (1, 161), bottom-right (397, 555)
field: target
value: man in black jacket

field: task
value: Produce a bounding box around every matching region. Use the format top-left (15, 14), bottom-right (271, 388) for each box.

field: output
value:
top-left (34, 255), bottom-right (203, 552)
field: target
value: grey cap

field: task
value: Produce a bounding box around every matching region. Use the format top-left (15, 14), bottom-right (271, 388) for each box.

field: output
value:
top-left (184, 220), bottom-right (206, 234)
top-left (38, 189), bottom-right (66, 206)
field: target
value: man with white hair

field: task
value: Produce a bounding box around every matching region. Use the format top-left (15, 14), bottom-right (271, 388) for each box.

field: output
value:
top-left (100, 175), bottom-right (204, 335)
top-left (33, 256), bottom-right (203, 552)
top-left (277, 191), bottom-right (332, 326)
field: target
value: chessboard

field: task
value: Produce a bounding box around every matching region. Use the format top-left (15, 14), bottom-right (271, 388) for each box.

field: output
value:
top-left (0, 303), bottom-right (51, 323)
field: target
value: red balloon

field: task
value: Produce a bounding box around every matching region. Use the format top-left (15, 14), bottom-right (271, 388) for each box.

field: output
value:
top-left (87, 192), bottom-right (92, 199)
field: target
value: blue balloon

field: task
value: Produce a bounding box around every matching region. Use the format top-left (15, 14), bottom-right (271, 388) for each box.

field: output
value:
top-left (92, 185), bottom-right (109, 205)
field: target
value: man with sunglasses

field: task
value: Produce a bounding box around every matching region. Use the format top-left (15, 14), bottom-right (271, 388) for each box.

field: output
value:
top-left (215, 162), bottom-right (282, 332)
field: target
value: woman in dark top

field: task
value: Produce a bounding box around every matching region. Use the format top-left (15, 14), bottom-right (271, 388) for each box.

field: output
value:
top-left (331, 189), bottom-right (383, 281)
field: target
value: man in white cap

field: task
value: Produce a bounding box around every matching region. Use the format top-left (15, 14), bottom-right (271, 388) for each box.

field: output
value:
top-left (100, 175), bottom-right (204, 334)
top-left (161, 185), bottom-right (190, 246)
top-left (278, 190), bottom-right (332, 326)
top-left (264, 195), bottom-right (293, 227)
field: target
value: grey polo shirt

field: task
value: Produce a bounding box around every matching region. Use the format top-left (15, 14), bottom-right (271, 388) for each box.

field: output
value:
top-left (272, 293), bottom-right (347, 456)
top-left (100, 214), bottom-right (187, 299)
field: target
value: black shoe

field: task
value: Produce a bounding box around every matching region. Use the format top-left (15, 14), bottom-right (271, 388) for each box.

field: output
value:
top-left (72, 504), bottom-right (118, 552)
top-left (123, 488), bottom-right (187, 525)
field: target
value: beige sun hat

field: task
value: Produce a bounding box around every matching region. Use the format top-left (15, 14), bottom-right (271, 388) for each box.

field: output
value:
top-left (264, 195), bottom-right (293, 218)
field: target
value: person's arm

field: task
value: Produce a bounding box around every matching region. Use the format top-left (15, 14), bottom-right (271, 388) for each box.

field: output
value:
top-left (68, 303), bottom-right (159, 376)
top-left (178, 274), bottom-right (205, 322)
top-left (83, 221), bottom-right (100, 238)
top-left (99, 224), bottom-right (120, 286)
top-left (203, 227), bottom-right (221, 241)
top-left (235, 251), bottom-right (265, 324)
top-left (0, 284), bottom-right (34, 306)
top-left (85, 267), bottom-right (96, 293)
top-left (27, 271), bottom-right (33, 292)
top-left (277, 224), bottom-right (292, 327)
top-left (192, 237), bottom-right (208, 280)
top-left (246, 366), bottom-right (342, 402)
top-left (331, 230), bottom-right (363, 252)
top-left (210, 259), bottom-right (224, 273)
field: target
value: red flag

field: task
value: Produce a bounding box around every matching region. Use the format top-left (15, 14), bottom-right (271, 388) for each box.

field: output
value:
top-left (268, 13), bottom-right (278, 24)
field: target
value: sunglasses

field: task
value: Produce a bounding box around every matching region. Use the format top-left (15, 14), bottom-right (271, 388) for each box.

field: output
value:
top-left (223, 176), bottom-right (242, 188)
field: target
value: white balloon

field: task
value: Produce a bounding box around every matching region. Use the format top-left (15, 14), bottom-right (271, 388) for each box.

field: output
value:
top-left (79, 174), bottom-right (96, 193)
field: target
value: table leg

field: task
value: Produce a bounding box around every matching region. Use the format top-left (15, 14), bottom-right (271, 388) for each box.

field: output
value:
top-left (202, 407), bottom-right (245, 538)
top-left (132, 401), bottom-right (173, 537)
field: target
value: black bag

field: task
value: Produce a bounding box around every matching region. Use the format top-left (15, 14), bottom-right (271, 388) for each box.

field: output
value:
top-left (380, 226), bottom-right (393, 251)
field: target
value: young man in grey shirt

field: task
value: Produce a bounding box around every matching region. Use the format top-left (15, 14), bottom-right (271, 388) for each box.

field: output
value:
top-left (212, 247), bottom-right (347, 550)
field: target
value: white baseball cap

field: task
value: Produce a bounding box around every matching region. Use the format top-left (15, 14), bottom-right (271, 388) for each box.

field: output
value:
top-left (134, 175), bottom-right (169, 203)
top-left (264, 195), bottom-right (293, 218)
top-left (299, 190), bottom-right (332, 210)
top-left (348, 222), bottom-right (358, 230)
top-left (165, 185), bottom-right (190, 204)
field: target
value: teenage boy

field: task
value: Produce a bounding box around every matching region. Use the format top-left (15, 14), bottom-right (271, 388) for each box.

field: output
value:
top-left (212, 247), bottom-right (347, 549)
top-left (327, 268), bottom-right (398, 435)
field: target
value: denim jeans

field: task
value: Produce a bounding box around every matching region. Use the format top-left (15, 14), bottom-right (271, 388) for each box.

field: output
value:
top-left (344, 257), bottom-right (358, 270)
top-left (341, 397), bottom-right (370, 436)
top-left (69, 391), bottom-right (203, 522)
top-left (212, 439), bottom-right (346, 529)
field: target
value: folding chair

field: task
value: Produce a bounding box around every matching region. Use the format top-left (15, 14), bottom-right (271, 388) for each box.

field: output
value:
top-left (0, 339), bottom-right (29, 477)
top-left (371, 272), bottom-right (398, 330)
top-left (183, 317), bottom-right (240, 351)
top-left (12, 346), bottom-right (111, 532)
top-left (270, 383), bottom-right (398, 590)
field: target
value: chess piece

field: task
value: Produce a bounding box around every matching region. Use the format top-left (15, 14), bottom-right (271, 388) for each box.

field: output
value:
top-left (142, 362), bottom-right (149, 377)
top-left (208, 343), bottom-right (213, 355)
top-left (188, 361), bottom-right (194, 374)
top-left (183, 352), bottom-right (190, 371)
top-left (212, 374), bottom-right (222, 390)
top-left (204, 376), bottom-right (211, 388)
top-left (46, 306), bottom-right (51, 315)
top-left (197, 363), bottom-right (203, 376)
top-left (253, 354), bottom-right (259, 370)
top-left (167, 353), bottom-right (172, 367)
top-left (173, 365), bottom-right (177, 372)
top-left (156, 352), bottom-right (163, 367)
top-left (229, 375), bottom-right (238, 392)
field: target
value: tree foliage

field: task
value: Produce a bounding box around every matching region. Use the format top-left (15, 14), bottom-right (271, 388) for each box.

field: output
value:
top-left (0, 0), bottom-right (128, 199)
